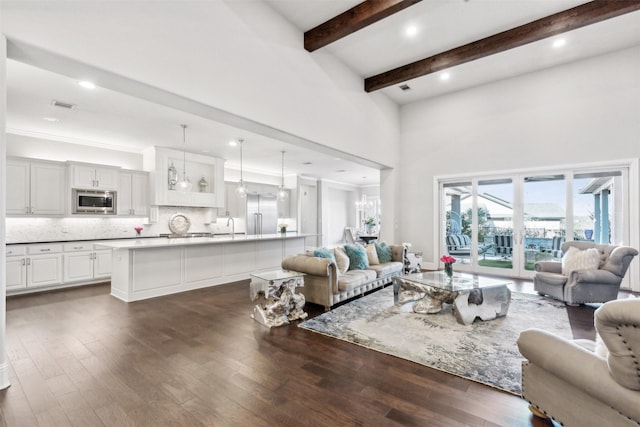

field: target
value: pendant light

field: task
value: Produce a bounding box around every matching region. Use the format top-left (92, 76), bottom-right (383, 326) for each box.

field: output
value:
top-left (277, 150), bottom-right (288, 201)
top-left (176, 124), bottom-right (192, 193)
top-left (236, 139), bottom-right (248, 198)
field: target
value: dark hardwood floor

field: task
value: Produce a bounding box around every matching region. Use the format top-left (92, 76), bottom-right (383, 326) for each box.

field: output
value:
top-left (0, 277), bottom-right (614, 426)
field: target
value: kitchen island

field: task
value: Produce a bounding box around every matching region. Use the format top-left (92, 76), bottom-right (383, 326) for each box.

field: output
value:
top-left (97, 233), bottom-right (310, 302)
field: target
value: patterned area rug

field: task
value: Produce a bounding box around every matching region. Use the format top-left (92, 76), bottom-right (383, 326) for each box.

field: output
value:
top-left (298, 286), bottom-right (572, 395)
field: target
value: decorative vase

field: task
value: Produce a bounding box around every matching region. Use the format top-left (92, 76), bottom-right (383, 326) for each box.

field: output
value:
top-left (444, 263), bottom-right (453, 279)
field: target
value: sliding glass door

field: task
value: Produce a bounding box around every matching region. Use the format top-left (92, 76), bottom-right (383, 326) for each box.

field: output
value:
top-left (522, 174), bottom-right (566, 272)
top-left (440, 164), bottom-right (630, 279)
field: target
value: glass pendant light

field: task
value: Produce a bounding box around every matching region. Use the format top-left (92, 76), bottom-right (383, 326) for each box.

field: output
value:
top-left (236, 139), bottom-right (248, 198)
top-left (277, 150), bottom-right (288, 201)
top-left (177, 124), bottom-right (192, 193)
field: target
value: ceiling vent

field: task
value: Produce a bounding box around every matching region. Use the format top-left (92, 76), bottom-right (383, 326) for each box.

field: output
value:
top-left (51, 100), bottom-right (76, 109)
top-left (399, 84), bottom-right (411, 91)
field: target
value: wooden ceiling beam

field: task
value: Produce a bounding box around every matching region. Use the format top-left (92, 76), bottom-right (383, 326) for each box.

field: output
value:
top-left (365, 1), bottom-right (640, 92)
top-left (304, 0), bottom-right (422, 52)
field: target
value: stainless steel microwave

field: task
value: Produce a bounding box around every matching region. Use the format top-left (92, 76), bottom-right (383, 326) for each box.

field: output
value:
top-left (72, 189), bottom-right (117, 214)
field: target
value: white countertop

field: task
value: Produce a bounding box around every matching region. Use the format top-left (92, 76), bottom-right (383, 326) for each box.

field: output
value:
top-left (95, 233), bottom-right (311, 250)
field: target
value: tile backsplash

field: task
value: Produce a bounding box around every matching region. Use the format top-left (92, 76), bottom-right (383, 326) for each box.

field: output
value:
top-left (6, 207), bottom-right (295, 243)
top-left (5, 207), bottom-right (214, 243)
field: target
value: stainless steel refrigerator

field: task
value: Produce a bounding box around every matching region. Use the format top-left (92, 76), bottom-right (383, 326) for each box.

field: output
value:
top-left (246, 194), bottom-right (278, 235)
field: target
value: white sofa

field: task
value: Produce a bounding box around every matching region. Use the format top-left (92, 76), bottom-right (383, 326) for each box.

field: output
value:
top-left (281, 244), bottom-right (406, 310)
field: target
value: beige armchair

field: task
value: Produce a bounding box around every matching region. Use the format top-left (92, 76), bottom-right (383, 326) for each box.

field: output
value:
top-left (517, 299), bottom-right (640, 426)
top-left (533, 241), bottom-right (637, 305)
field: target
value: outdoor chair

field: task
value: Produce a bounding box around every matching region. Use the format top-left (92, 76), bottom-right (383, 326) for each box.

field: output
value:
top-left (550, 235), bottom-right (565, 258)
top-left (446, 234), bottom-right (489, 258)
top-left (517, 299), bottom-right (640, 426)
top-left (493, 234), bottom-right (513, 257)
top-left (446, 234), bottom-right (472, 256)
top-left (533, 241), bottom-right (638, 305)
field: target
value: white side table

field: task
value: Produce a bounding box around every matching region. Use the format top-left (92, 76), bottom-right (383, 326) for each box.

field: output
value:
top-left (250, 270), bottom-right (307, 328)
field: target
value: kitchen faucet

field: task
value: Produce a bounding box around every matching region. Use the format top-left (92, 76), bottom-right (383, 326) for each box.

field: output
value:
top-left (226, 216), bottom-right (235, 237)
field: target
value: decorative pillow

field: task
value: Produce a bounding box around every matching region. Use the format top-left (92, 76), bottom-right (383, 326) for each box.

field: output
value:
top-left (344, 244), bottom-right (369, 270)
top-left (365, 243), bottom-right (380, 265)
top-left (333, 246), bottom-right (350, 274)
top-left (313, 248), bottom-right (336, 263)
top-left (375, 242), bottom-right (393, 263)
top-left (562, 247), bottom-right (601, 275)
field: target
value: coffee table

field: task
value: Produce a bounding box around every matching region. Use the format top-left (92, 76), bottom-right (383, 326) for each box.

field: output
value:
top-left (393, 271), bottom-right (511, 325)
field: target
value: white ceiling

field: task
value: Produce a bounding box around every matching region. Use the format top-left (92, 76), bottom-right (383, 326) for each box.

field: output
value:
top-left (5, 0), bottom-right (640, 185)
top-left (269, 0), bottom-right (640, 104)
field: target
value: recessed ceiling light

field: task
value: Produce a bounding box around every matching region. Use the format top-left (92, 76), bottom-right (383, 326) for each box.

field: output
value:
top-left (228, 140), bottom-right (238, 147)
top-left (43, 117), bottom-right (59, 122)
top-left (552, 39), bottom-right (566, 48)
top-left (405, 26), bottom-right (417, 37)
top-left (78, 80), bottom-right (96, 89)
top-left (440, 72), bottom-right (450, 81)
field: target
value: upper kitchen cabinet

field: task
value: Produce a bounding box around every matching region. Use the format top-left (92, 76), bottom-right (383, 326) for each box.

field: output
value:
top-left (68, 162), bottom-right (119, 190)
top-left (143, 147), bottom-right (225, 208)
top-left (223, 181), bottom-right (247, 218)
top-left (7, 158), bottom-right (66, 216)
top-left (117, 170), bottom-right (149, 216)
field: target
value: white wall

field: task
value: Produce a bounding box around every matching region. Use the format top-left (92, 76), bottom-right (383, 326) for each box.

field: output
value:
top-left (398, 46), bottom-right (640, 270)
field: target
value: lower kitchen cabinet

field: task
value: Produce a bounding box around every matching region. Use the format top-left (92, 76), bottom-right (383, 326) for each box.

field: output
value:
top-left (63, 243), bottom-right (112, 283)
top-left (6, 244), bottom-right (64, 290)
top-left (6, 255), bottom-right (27, 291)
top-left (6, 241), bottom-right (113, 294)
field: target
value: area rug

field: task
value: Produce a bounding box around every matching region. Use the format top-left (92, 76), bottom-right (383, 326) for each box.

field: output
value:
top-left (298, 286), bottom-right (573, 395)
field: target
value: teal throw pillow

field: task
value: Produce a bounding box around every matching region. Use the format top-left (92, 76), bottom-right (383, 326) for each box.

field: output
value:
top-left (313, 248), bottom-right (336, 263)
top-left (344, 244), bottom-right (369, 270)
top-left (375, 242), bottom-right (393, 263)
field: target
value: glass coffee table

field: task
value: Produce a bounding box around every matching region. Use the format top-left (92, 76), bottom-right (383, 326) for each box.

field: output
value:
top-left (393, 271), bottom-right (511, 325)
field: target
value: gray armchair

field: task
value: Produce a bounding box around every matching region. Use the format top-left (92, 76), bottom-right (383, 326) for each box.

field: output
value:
top-left (533, 241), bottom-right (637, 305)
top-left (517, 299), bottom-right (640, 426)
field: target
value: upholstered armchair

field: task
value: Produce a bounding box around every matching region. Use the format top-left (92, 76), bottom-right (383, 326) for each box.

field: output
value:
top-left (534, 241), bottom-right (637, 305)
top-left (517, 299), bottom-right (640, 426)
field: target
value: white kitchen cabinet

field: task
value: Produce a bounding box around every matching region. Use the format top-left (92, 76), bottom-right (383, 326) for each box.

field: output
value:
top-left (261, 184), bottom-right (278, 198)
top-left (223, 181), bottom-right (247, 218)
top-left (143, 147), bottom-right (225, 208)
top-left (69, 163), bottom-right (119, 190)
top-left (25, 244), bottom-right (64, 288)
top-left (6, 246), bottom-right (27, 291)
top-left (93, 250), bottom-right (113, 279)
top-left (7, 158), bottom-right (66, 216)
top-left (244, 182), bottom-right (278, 197)
top-left (118, 171), bottom-right (149, 216)
top-left (63, 242), bottom-right (112, 283)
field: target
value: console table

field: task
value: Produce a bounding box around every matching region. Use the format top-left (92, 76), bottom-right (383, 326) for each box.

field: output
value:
top-left (250, 270), bottom-right (307, 328)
